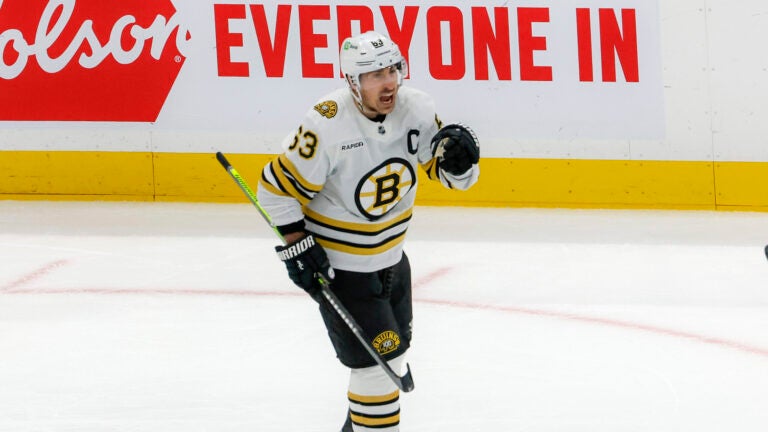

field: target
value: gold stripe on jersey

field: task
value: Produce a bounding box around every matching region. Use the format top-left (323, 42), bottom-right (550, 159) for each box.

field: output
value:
top-left (258, 173), bottom-right (290, 198)
top-left (304, 207), bottom-right (412, 235)
top-left (278, 153), bottom-right (323, 193)
top-left (349, 410), bottom-right (400, 428)
top-left (270, 158), bottom-right (312, 206)
top-left (348, 390), bottom-right (400, 405)
top-left (315, 231), bottom-right (407, 255)
top-left (421, 158), bottom-right (440, 181)
top-left (266, 160), bottom-right (291, 193)
top-left (274, 157), bottom-right (316, 198)
top-left (261, 163), bottom-right (294, 198)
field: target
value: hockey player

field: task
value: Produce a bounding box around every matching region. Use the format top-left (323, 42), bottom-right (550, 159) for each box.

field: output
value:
top-left (257, 31), bottom-right (480, 431)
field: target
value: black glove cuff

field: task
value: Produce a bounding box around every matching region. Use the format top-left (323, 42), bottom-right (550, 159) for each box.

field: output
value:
top-left (276, 220), bottom-right (306, 236)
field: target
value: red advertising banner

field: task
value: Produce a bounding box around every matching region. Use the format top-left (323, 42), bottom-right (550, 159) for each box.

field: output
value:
top-left (0, 0), bottom-right (664, 152)
top-left (213, 4), bottom-right (640, 83)
top-left (0, 0), bottom-right (187, 122)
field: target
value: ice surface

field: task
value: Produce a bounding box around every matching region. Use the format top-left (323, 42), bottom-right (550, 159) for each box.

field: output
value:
top-left (1, 201), bottom-right (767, 431)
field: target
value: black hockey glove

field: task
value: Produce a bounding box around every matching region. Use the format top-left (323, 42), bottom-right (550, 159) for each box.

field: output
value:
top-left (431, 123), bottom-right (480, 176)
top-left (275, 234), bottom-right (334, 296)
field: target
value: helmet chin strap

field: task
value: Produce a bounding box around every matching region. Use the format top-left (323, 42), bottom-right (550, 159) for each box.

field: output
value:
top-left (357, 98), bottom-right (382, 119)
top-left (348, 80), bottom-right (383, 119)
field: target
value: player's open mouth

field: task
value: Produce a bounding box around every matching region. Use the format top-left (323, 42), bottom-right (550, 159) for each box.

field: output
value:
top-left (380, 95), bottom-right (394, 105)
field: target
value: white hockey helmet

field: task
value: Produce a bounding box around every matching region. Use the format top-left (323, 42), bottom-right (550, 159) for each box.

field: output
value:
top-left (339, 31), bottom-right (408, 93)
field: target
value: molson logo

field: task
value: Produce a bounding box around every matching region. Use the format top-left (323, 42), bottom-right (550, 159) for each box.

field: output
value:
top-left (0, 0), bottom-right (189, 121)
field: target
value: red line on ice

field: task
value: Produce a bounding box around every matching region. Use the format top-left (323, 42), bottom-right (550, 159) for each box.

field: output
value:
top-left (416, 298), bottom-right (768, 360)
top-left (413, 266), bottom-right (454, 290)
top-left (1, 267), bottom-right (766, 361)
top-left (0, 259), bottom-right (69, 291)
top-left (411, 266), bottom-right (768, 359)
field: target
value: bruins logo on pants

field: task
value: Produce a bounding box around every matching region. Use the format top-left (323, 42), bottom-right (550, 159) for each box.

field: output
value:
top-left (355, 158), bottom-right (415, 220)
top-left (372, 330), bottom-right (401, 355)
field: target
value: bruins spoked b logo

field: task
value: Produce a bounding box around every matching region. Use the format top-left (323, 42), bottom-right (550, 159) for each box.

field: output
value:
top-left (355, 158), bottom-right (415, 220)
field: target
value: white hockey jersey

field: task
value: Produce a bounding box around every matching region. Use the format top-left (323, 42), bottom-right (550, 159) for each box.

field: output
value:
top-left (257, 86), bottom-right (479, 272)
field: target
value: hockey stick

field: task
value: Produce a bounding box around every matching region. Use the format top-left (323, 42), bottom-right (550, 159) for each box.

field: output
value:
top-left (215, 152), bottom-right (415, 392)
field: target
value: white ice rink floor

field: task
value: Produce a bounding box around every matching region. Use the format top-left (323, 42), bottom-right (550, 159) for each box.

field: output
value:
top-left (2, 201), bottom-right (768, 432)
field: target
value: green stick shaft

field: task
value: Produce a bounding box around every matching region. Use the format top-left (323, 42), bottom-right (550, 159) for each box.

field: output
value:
top-left (216, 152), bottom-right (285, 244)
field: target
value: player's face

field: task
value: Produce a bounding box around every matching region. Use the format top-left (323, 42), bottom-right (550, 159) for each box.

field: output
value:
top-left (358, 65), bottom-right (400, 117)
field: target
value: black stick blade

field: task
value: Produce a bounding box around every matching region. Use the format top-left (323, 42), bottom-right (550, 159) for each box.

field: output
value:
top-left (400, 363), bottom-right (415, 392)
top-left (765, 245), bottom-right (768, 261)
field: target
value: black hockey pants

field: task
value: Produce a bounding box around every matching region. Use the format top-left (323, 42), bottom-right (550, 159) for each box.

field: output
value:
top-left (318, 253), bottom-right (413, 369)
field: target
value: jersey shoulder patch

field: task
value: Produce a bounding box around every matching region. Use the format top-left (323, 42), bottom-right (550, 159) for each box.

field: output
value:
top-left (310, 88), bottom-right (350, 122)
top-left (313, 100), bottom-right (338, 119)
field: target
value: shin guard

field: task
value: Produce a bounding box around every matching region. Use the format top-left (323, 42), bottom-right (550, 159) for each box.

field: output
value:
top-left (347, 355), bottom-right (405, 431)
